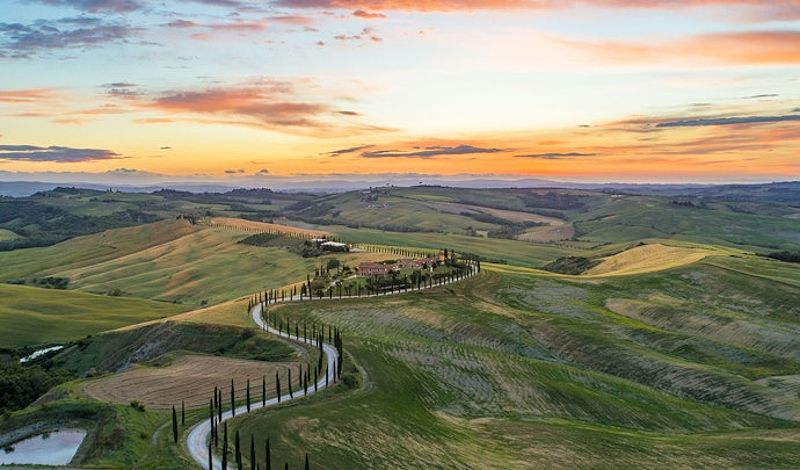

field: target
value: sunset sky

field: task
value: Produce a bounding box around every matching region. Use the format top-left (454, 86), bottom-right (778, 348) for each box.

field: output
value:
top-left (1, 0), bottom-right (799, 184)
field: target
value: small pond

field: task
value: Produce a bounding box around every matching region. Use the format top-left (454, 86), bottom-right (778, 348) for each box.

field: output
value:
top-left (0, 429), bottom-right (86, 466)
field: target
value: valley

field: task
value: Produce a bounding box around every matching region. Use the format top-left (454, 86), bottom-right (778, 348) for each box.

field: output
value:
top-left (1, 184), bottom-right (799, 468)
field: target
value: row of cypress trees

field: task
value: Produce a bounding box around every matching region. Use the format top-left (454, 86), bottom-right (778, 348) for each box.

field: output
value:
top-left (213, 425), bottom-right (311, 470)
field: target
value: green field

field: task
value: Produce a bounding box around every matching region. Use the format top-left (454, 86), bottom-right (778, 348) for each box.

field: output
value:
top-left (0, 228), bottom-right (21, 241)
top-left (0, 283), bottom-right (186, 348)
top-left (222, 253), bottom-right (800, 468)
top-left (0, 220), bottom-right (379, 308)
top-left (2, 184), bottom-right (800, 468)
top-left (303, 187), bottom-right (800, 254)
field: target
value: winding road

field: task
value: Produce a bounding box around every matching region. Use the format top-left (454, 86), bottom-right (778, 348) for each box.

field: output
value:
top-left (186, 265), bottom-right (477, 469)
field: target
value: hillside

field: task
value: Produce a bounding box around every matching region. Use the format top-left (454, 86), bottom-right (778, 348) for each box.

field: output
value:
top-left (0, 219), bottom-right (392, 308)
top-left (221, 253), bottom-right (800, 468)
top-left (0, 283), bottom-right (186, 348)
top-left (0, 187), bottom-right (312, 251)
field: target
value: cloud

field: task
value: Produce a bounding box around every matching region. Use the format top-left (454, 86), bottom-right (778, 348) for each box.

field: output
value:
top-left (0, 17), bottom-right (137, 58)
top-left (140, 80), bottom-right (390, 135)
top-left (255, 168), bottom-right (270, 175)
top-left (102, 82), bottom-right (137, 88)
top-left (272, 1), bottom-right (800, 17)
top-left (0, 88), bottom-right (60, 103)
top-left (566, 30), bottom-right (800, 65)
top-left (655, 114), bottom-right (800, 128)
top-left (515, 152), bottom-right (597, 159)
top-left (334, 27), bottom-right (382, 42)
top-left (102, 82), bottom-right (141, 97)
top-left (0, 145), bottom-right (122, 162)
top-left (361, 144), bottom-right (507, 158)
top-left (323, 144), bottom-right (374, 156)
top-left (31, 0), bottom-right (145, 13)
top-left (105, 167), bottom-right (155, 175)
top-left (149, 84), bottom-right (328, 129)
top-left (743, 94), bottom-right (779, 99)
top-left (225, 168), bottom-right (245, 174)
top-left (165, 19), bottom-right (199, 28)
top-left (353, 9), bottom-right (386, 18)
top-left (160, 146), bottom-right (172, 150)
top-left (164, 15), bottom-right (314, 40)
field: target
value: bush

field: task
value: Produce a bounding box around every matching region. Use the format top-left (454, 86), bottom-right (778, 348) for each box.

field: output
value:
top-left (543, 256), bottom-right (600, 275)
top-left (765, 251), bottom-right (800, 263)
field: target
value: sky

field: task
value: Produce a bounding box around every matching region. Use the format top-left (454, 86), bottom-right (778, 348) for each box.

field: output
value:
top-left (1, 0), bottom-right (799, 185)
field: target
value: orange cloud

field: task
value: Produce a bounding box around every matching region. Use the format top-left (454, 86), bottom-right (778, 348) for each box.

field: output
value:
top-left (566, 30), bottom-right (800, 65)
top-left (274, 0), bottom-right (799, 14)
top-left (136, 80), bottom-right (392, 136)
top-left (0, 88), bottom-right (60, 103)
top-left (150, 87), bottom-right (326, 128)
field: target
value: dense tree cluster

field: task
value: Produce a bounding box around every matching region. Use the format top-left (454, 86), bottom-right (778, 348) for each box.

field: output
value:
top-left (0, 363), bottom-right (73, 413)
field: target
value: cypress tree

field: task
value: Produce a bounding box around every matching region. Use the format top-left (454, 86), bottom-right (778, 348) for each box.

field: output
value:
top-left (314, 367), bottom-right (318, 392)
top-left (231, 379), bottom-right (236, 417)
top-left (209, 441), bottom-right (213, 470)
top-left (222, 422), bottom-right (228, 470)
top-left (262, 375), bottom-right (266, 406)
top-left (276, 372), bottom-right (281, 402)
top-left (246, 378), bottom-right (251, 412)
top-left (250, 435), bottom-right (256, 470)
top-left (209, 398), bottom-right (215, 447)
top-left (172, 405), bottom-right (178, 443)
top-left (218, 389), bottom-right (223, 423)
top-left (181, 399), bottom-right (185, 425)
top-left (235, 430), bottom-right (242, 470)
top-left (305, 453), bottom-right (309, 470)
top-left (288, 368), bottom-right (293, 398)
top-left (266, 438), bottom-right (271, 470)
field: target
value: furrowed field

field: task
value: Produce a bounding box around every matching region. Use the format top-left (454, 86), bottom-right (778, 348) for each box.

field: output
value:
top-left (223, 254), bottom-right (800, 468)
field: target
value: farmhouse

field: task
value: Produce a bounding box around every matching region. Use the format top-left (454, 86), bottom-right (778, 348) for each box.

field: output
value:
top-left (357, 262), bottom-right (395, 277)
top-left (396, 257), bottom-right (437, 269)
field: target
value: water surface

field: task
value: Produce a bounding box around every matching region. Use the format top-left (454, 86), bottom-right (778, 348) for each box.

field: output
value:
top-left (0, 429), bottom-right (86, 466)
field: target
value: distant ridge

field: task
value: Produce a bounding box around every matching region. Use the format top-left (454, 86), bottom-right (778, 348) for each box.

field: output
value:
top-left (1, 178), bottom-right (798, 197)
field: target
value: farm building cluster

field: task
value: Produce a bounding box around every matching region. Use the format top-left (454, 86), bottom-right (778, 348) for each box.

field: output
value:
top-left (357, 253), bottom-right (446, 277)
top-left (310, 238), bottom-right (351, 253)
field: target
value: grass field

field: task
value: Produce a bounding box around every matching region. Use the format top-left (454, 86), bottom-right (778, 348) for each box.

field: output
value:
top-left (0, 228), bottom-right (21, 241)
top-left (584, 243), bottom-right (711, 276)
top-left (0, 220), bottom-right (385, 308)
top-left (0, 283), bottom-right (186, 348)
top-left (332, 226), bottom-right (606, 267)
top-left (223, 253), bottom-right (800, 468)
top-left (2, 185), bottom-right (800, 468)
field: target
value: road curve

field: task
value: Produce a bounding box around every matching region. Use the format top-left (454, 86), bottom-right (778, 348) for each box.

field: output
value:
top-left (186, 302), bottom-right (339, 470)
top-left (186, 265), bottom-right (477, 469)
